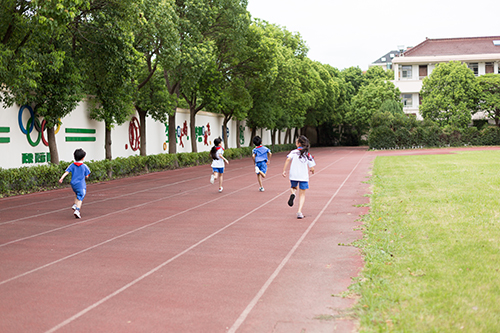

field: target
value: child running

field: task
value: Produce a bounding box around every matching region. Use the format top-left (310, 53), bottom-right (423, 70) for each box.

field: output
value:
top-left (252, 136), bottom-right (272, 192)
top-left (282, 135), bottom-right (315, 219)
top-left (59, 148), bottom-right (91, 218)
top-left (209, 137), bottom-right (229, 192)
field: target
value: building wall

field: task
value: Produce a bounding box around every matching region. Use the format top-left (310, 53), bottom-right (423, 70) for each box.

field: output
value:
top-left (393, 57), bottom-right (500, 120)
top-left (0, 101), bottom-right (281, 169)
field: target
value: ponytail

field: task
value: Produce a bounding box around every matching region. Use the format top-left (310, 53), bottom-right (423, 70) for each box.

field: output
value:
top-left (297, 135), bottom-right (311, 160)
top-left (210, 137), bottom-right (222, 160)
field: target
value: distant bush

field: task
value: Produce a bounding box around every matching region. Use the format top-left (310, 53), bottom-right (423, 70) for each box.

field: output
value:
top-left (0, 144), bottom-right (294, 198)
top-left (368, 112), bottom-right (500, 149)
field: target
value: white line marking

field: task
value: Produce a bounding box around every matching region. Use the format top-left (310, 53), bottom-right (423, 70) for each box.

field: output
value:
top-left (42, 154), bottom-right (348, 332)
top-left (227, 152), bottom-right (366, 333)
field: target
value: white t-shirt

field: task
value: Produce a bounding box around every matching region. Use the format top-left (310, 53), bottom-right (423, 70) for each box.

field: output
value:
top-left (211, 147), bottom-right (225, 168)
top-left (287, 148), bottom-right (315, 181)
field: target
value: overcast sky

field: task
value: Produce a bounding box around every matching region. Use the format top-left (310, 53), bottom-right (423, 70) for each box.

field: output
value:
top-left (246, 0), bottom-right (500, 71)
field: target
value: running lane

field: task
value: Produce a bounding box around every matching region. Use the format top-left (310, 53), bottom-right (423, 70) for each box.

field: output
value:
top-left (0, 147), bottom-right (371, 332)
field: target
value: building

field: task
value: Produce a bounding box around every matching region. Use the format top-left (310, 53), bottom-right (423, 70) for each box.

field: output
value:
top-left (392, 36), bottom-right (500, 119)
top-left (370, 50), bottom-right (401, 70)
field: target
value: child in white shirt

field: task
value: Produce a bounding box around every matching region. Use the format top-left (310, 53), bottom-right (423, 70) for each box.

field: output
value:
top-left (282, 136), bottom-right (315, 219)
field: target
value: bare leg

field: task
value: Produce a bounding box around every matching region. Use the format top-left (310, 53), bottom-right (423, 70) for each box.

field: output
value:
top-left (257, 174), bottom-right (263, 188)
top-left (297, 189), bottom-right (306, 214)
top-left (219, 174), bottom-right (223, 188)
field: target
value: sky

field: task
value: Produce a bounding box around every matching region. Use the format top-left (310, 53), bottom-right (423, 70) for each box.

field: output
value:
top-left (246, 0), bottom-right (500, 71)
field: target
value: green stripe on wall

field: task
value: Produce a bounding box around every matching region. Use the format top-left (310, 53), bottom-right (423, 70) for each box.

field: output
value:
top-left (0, 127), bottom-right (9, 133)
top-left (0, 137), bottom-right (10, 143)
top-left (65, 137), bottom-right (96, 142)
top-left (65, 128), bottom-right (96, 134)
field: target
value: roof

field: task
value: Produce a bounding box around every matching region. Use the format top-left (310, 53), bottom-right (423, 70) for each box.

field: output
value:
top-left (404, 36), bottom-right (500, 57)
top-left (372, 50), bottom-right (401, 64)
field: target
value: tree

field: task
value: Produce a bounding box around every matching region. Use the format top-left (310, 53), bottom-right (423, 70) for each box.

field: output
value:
top-left (80, 0), bottom-right (139, 160)
top-left (420, 61), bottom-right (481, 129)
top-left (132, 0), bottom-right (180, 156)
top-left (477, 74), bottom-right (500, 126)
top-left (1, 0), bottom-right (93, 164)
top-left (346, 80), bottom-right (401, 142)
top-left (379, 99), bottom-right (404, 115)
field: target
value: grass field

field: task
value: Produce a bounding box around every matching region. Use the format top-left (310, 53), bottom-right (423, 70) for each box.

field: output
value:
top-left (351, 150), bottom-right (500, 332)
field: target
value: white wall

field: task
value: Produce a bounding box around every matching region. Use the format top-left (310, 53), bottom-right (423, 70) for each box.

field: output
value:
top-left (0, 102), bottom-right (281, 169)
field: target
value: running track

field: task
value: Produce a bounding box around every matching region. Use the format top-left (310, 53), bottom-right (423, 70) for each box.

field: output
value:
top-left (4, 146), bottom-right (477, 333)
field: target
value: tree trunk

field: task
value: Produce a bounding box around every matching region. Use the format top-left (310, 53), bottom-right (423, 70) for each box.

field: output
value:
top-left (223, 115), bottom-right (230, 149)
top-left (278, 130), bottom-right (281, 145)
top-left (190, 105), bottom-right (197, 153)
top-left (168, 112), bottom-right (177, 154)
top-left (271, 129), bottom-right (276, 151)
top-left (285, 128), bottom-right (291, 144)
top-left (236, 119), bottom-right (241, 148)
top-left (137, 108), bottom-right (147, 156)
top-left (293, 127), bottom-right (299, 141)
top-left (250, 127), bottom-right (256, 147)
top-left (47, 126), bottom-right (59, 164)
top-left (105, 120), bottom-right (112, 160)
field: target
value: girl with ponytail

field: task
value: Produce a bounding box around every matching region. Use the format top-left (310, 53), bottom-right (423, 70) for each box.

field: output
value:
top-left (282, 135), bottom-right (316, 219)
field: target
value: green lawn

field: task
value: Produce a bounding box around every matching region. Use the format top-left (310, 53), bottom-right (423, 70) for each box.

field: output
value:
top-left (351, 150), bottom-right (500, 332)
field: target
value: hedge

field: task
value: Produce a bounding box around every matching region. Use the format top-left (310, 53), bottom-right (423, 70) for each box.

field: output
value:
top-left (0, 144), bottom-right (295, 198)
top-left (368, 112), bottom-right (500, 150)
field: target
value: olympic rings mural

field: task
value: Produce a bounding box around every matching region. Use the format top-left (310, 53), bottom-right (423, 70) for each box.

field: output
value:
top-left (18, 105), bottom-right (60, 147)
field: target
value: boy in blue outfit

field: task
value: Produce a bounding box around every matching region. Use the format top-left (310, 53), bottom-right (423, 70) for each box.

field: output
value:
top-left (59, 148), bottom-right (91, 218)
top-left (252, 136), bottom-right (272, 192)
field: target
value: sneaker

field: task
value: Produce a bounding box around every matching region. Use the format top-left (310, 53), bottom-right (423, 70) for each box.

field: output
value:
top-left (288, 194), bottom-right (295, 207)
top-left (297, 212), bottom-right (304, 219)
top-left (74, 210), bottom-right (81, 219)
top-left (255, 166), bottom-right (260, 174)
top-left (210, 174), bottom-right (215, 184)
top-left (218, 187), bottom-right (223, 193)
top-left (71, 204), bottom-right (77, 211)
top-left (259, 187), bottom-right (265, 192)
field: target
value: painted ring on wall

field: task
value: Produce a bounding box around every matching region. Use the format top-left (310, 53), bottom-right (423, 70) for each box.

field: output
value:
top-left (41, 120), bottom-right (49, 146)
top-left (18, 105), bottom-right (34, 134)
top-left (129, 116), bottom-right (140, 151)
top-left (26, 117), bottom-right (42, 147)
top-left (163, 142), bottom-right (167, 151)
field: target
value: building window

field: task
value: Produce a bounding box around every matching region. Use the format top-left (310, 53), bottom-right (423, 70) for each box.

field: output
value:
top-left (468, 63), bottom-right (478, 76)
top-left (401, 65), bottom-right (412, 79)
top-left (403, 94), bottom-right (412, 108)
top-left (486, 62), bottom-right (494, 74)
top-left (419, 65), bottom-right (428, 79)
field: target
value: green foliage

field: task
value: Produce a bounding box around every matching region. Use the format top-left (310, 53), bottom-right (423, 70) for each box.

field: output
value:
top-left (477, 74), bottom-right (500, 126)
top-left (0, 144), bottom-right (293, 197)
top-left (420, 61), bottom-right (481, 129)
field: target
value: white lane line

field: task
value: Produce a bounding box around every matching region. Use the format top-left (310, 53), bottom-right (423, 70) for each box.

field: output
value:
top-left (227, 152), bottom-right (366, 333)
top-left (43, 154), bottom-right (348, 333)
top-left (0, 169), bottom-right (253, 247)
top-left (0, 163), bottom-right (253, 225)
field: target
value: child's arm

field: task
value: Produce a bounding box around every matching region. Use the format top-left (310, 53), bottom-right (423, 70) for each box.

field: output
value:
top-left (252, 153), bottom-right (256, 164)
top-left (310, 166), bottom-right (315, 174)
top-left (223, 156), bottom-right (229, 164)
top-left (267, 152), bottom-right (272, 164)
top-left (59, 171), bottom-right (69, 183)
top-left (282, 157), bottom-right (292, 177)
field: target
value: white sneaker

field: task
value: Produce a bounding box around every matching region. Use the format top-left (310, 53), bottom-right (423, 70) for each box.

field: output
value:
top-left (218, 187), bottom-right (223, 193)
top-left (74, 210), bottom-right (81, 219)
top-left (255, 166), bottom-right (260, 174)
top-left (71, 204), bottom-right (77, 210)
top-left (259, 187), bottom-right (265, 192)
top-left (210, 174), bottom-right (214, 184)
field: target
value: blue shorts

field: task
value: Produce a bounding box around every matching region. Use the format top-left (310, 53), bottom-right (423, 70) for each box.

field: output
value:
top-left (72, 187), bottom-right (87, 201)
top-left (290, 180), bottom-right (309, 190)
top-left (255, 161), bottom-right (268, 174)
top-left (212, 167), bottom-right (224, 174)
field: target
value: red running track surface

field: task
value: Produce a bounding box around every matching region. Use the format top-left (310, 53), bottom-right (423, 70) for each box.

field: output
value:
top-left (2, 146), bottom-right (490, 332)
